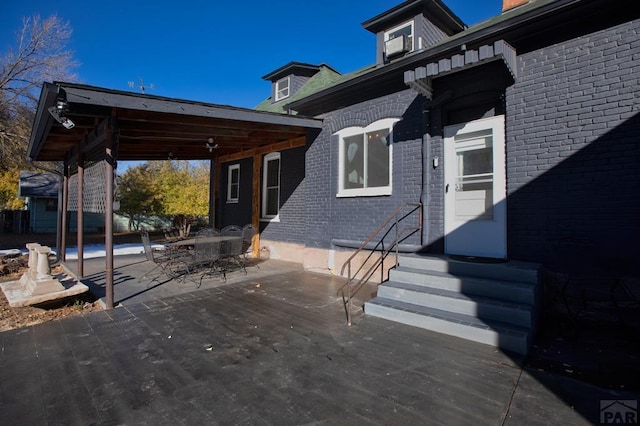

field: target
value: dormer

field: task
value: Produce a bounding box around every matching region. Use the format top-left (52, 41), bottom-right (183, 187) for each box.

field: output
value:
top-left (262, 62), bottom-right (328, 104)
top-left (362, 0), bottom-right (466, 64)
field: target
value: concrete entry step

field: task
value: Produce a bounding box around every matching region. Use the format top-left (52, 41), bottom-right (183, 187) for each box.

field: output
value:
top-left (378, 281), bottom-right (534, 328)
top-left (389, 266), bottom-right (537, 305)
top-left (365, 298), bottom-right (530, 355)
top-left (399, 254), bottom-right (540, 284)
top-left (364, 254), bottom-right (541, 355)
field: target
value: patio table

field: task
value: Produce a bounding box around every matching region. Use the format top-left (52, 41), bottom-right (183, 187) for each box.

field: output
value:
top-left (166, 235), bottom-right (241, 249)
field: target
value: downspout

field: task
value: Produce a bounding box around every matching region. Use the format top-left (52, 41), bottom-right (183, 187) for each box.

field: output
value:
top-left (421, 100), bottom-right (431, 248)
top-left (26, 158), bottom-right (64, 266)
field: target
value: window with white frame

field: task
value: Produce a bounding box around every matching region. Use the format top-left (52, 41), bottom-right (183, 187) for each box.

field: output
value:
top-left (275, 77), bottom-right (290, 101)
top-left (262, 152), bottom-right (280, 220)
top-left (227, 164), bottom-right (240, 203)
top-left (336, 118), bottom-right (398, 197)
top-left (384, 20), bottom-right (414, 54)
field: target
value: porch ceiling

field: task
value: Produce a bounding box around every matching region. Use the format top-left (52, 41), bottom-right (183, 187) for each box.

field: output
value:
top-left (28, 82), bottom-right (323, 165)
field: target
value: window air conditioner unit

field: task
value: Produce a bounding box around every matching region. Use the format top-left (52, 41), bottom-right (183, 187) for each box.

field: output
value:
top-left (385, 35), bottom-right (410, 58)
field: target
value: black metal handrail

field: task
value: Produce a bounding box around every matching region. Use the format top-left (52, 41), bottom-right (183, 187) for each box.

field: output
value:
top-left (337, 202), bottom-right (422, 325)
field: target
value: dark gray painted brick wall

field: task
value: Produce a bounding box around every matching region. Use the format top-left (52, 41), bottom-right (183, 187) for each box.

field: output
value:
top-left (260, 146), bottom-right (308, 244)
top-left (218, 157), bottom-right (253, 228)
top-left (505, 19), bottom-right (640, 271)
top-left (305, 89), bottom-right (424, 250)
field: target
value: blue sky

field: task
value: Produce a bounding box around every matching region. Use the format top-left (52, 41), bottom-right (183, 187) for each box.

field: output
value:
top-left (1, 1), bottom-right (502, 109)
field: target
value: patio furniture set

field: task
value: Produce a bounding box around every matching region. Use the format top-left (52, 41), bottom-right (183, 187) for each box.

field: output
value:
top-left (140, 224), bottom-right (257, 287)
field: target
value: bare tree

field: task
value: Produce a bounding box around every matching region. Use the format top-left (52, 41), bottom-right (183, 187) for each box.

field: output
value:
top-left (0, 15), bottom-right (78, 208)
top-left (0, 15), bottom-right (78, 114)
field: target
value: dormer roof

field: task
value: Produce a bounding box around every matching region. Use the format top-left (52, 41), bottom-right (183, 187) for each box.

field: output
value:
top-left (262, 62), bottom-right (340, 82)
top-left (362, 0), bottom-right (466, 36)
top-left (255, 65), bottom-right (342, 114)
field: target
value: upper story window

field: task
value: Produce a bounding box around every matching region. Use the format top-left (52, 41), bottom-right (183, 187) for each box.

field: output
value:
top-left (384, 21), bottom-right (414, 57)
top-left (275, 76), bottom-right (290, 101)
top-left (262, 152), bottom-right (280, 221)
top-left (227, 164), bottom-right (240, 203)
top-left (336, 118), bottom-right (398, 197)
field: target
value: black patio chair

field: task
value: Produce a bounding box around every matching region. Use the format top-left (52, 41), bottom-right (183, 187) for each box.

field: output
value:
top-left (139, 231), bottom-right (187, 284)
top-left (192, 228), bottom-right (225, 286)
top-left (221, 225), bottom-right (245, 274)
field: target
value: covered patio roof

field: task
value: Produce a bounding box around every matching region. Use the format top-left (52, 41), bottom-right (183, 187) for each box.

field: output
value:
top-left (27, 82), bottom-right (323, 309)
top-left (28, 82), bottom-right (323, 164)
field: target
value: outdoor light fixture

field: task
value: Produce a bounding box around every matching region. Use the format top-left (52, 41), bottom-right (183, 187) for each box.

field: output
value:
top-left (205, 137), bottom-right (219, 153)
top-left (47, 99), bottom-right (75, 129)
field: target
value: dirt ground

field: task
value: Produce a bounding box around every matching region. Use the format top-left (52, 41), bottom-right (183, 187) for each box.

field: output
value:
top-left (0, 232), bottom-right (153, 332)
top-left (0, 265), bottom-right (103, 332)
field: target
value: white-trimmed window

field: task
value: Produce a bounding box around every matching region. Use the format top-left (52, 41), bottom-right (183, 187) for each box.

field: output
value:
top-left (384, 20), bottom-right (414, 53)
top-left (227, 164), bottom-right (240, 203)
top-left (262, 152), bottom-right (280, 220)
top-left (336, 118), bottom-right (398, 197)
top-left (275, 77), bottom-right (290, 101)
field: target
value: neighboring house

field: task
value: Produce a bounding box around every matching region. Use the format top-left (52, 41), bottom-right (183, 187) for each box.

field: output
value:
top-left (18, 171), bottom-right (129, 233)
top-left (18, 171), bottom-right (59, 233)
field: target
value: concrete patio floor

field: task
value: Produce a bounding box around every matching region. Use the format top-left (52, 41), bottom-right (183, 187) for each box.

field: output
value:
top-left (1, 255), bottom-right (638, 424)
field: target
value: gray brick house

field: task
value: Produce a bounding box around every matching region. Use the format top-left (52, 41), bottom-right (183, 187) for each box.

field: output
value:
top-left (216, 0), bottom-right (639, 275)
top-left (212, 0), bottom-right (639, 351)
top-left (27, 0), bottom-right (638, 350)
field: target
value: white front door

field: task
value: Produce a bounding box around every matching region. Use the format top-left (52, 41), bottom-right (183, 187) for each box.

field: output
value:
top-left (444, 115), bottom-right (506, 258)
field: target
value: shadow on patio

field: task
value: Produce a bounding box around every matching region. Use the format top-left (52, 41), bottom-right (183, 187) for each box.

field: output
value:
top-left (1, 253), bottom-right (638, 424)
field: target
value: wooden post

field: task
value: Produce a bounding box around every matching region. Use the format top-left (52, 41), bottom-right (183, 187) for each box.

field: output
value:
top-left (77, 153), bottom-right (84, 277)
top-left (252, 153), bottom-right (262, 257)
top-left (104, 118), bottom-right (117, 309)
top-left (208, 159), bottom-right (215, 227)
top-left (61, 161), bottom-right (69, 262)
top-left (213, 160), bottom-right (221, 229)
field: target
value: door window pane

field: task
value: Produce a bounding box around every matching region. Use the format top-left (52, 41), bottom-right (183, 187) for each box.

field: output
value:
top-left (454, 130), bottom-right (494, 220)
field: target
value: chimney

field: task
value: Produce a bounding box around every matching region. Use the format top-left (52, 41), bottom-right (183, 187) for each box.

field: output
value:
top-left (503, 0), bottom-right (529, 12)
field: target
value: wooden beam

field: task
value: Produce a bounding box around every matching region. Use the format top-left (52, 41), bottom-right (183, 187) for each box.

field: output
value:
top-left (66, 116), bottom-right (116, 166)
top-left (217, 136), bottom-right (306, 163)
top-left (114, 108), bottom-right (312, 134)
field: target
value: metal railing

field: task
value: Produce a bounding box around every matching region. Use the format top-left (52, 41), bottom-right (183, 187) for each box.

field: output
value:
top-left (337, 202), bottom-right (422, 325)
